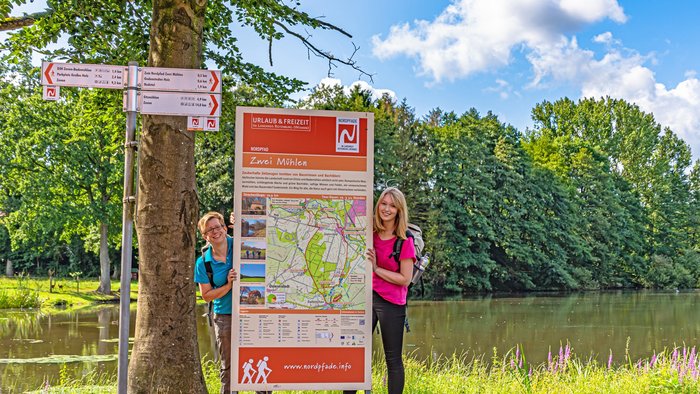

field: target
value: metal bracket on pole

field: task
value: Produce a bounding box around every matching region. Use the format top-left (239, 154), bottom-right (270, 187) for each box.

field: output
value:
top-left (117, 61), bottom-right (139, 394)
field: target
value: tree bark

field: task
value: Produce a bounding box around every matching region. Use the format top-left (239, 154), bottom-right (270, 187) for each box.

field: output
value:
top-left (5, 259), bottom-right (12, 277)
top-left (128, 1), bottom-right (207, 392)
top-left (97, 222), bottom-right (111, 294)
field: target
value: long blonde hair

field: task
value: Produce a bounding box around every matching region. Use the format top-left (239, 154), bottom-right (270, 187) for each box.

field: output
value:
top-left (373, 187), bottom-right (409, 239)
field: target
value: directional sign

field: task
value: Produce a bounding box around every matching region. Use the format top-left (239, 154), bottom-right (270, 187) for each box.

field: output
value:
top-left (140, 67), bottom-right (221, 93)
top-left (41, 62), bottom-right (125, 89)
top-left (138, 91), bottom-right (221, 117)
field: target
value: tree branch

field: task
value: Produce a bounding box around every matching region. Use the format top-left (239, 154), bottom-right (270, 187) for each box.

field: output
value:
top-left (272, 20), bottom-right (374, 82)
top-left (0, 11), bottom-right (50, 32)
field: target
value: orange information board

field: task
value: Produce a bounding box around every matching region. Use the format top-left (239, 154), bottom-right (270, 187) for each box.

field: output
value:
top-left (231, 107), bottom-right (375, 392)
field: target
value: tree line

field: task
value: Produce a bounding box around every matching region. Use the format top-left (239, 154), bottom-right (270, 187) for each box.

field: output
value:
top-left (2, 73), bottom-right (698, 294)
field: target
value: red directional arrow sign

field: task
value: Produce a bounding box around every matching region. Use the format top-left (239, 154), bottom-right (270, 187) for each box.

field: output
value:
top-left (43, 63), bottom-right (55, 85)
top-left (140, 67), bottom-right (222, 93)
top-left (138, 91), bottom-right (222, 117)
top-left (209, 71), bottom-right (219, 92)
top-left (209, 94), bottom-right (219, 116)
top-left (41, 61), bottom-right (125, 88)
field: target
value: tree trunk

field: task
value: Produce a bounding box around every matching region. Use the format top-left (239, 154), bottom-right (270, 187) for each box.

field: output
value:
top-left (97, 222), bottom-right (111, 294)
top-left (5, 259), bottom-right (12, 277)
top-left (128, 1), bottom-right (207, 393)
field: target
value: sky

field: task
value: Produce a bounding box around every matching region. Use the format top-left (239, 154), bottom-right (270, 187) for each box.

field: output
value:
top-left (231, 0), bottom-right (700, 162)
top-left (6, 0), bottom-right (699, 161)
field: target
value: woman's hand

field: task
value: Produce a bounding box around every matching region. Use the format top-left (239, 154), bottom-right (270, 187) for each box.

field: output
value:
top-left (366, 248), bottom-right (377, 272)
top-left (227, 268), bottom-right (238, 284)
top-left (228, 212), bottom-right (236, 230)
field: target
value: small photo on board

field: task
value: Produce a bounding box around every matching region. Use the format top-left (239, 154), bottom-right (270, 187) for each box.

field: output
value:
top-left (240, 285), bottom-right (266, 306)
top-left (241, 240), bottom-right (266, 260)
top-left (241, 218), bottom-right (266, 238)
top-left (242, 196), bottom-right (266, 215)
top-left (240, 263), bottom-right (265, 283)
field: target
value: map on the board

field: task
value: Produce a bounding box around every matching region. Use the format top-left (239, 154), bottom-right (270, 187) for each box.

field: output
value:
top-left (265, 197), bottom-right (367, 310)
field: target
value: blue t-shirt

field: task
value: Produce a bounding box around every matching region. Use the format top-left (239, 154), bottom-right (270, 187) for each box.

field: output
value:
top-left (194, 236), bottom-right (233, 314)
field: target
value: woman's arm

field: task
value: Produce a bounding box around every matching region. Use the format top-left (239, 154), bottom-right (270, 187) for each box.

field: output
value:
top-left (198, 268), bottom-right (238, 302)
top-left (370, 248), bottom-right (413, 287)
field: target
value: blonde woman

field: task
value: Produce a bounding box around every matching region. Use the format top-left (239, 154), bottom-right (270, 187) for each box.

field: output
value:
top-left (345, 187), bottom-right (416, 394)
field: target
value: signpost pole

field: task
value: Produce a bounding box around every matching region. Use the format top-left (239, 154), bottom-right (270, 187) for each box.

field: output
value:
top-left (117, 61), bottom-right (139, 394)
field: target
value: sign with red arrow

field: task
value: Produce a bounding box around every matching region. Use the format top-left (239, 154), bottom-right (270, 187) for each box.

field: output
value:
top-left (140, 67), bottom-right (221, 93)
top-left (138, 92), bottom-right (221, 117)
top-left (41, 62), bottom-right (125, 89)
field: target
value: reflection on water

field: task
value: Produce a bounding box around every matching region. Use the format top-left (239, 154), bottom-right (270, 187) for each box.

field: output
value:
top-left (403, 291), bottom-right (700, 364)
top-left (2, 291), bottom-right (700, 391)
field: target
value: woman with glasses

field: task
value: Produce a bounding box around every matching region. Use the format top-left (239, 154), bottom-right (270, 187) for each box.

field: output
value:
top-left (194, 211), bottom-right (237, 393)
top-left (194, 212), bottom-right (271, 394)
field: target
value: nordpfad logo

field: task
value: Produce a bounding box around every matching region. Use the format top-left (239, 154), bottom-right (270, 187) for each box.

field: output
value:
top-left (336, 118), bottom-right (360, 153)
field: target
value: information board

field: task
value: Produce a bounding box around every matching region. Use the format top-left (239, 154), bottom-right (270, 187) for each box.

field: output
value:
top-left (232, 107), bottom-right (375, 392)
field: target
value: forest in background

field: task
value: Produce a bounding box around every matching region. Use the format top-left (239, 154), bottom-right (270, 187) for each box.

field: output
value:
top-left (1, 60), bottom-right (699, 294)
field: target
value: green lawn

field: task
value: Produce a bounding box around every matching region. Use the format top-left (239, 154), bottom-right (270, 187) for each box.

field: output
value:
top-left (0, 276), bottom-right (138, 312)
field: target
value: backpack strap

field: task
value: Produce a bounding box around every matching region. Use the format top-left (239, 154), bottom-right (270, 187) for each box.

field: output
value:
top-left (390, 229), bottom-right (414, 265)
top-left (201, 245), bottom-right (216, 326)
top-left (202, 245), bottom-right (218, 289)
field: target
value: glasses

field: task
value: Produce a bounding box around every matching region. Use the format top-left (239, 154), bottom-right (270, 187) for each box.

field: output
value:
top-left (203, 224), bottom-right (225, 236)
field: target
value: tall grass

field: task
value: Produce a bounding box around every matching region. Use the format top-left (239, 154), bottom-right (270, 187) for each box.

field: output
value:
top-left (33, 345), bottom-right (699, 393)
top-left (0, 273), bottom-right (42, 309)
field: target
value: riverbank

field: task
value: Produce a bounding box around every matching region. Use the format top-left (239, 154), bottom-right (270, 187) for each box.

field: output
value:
top-left (21, 346), bottom-right (700, 393)
top-left (0, 276), bottom-right (139, 312)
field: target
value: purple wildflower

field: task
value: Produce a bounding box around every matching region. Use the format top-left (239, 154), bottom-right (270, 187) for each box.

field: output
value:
top-left (650, 353), bottom-right (657, 368)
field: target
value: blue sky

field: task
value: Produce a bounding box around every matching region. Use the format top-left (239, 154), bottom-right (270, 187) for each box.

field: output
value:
top-left (7, 1), bottom-right (699, 160)
top-left (232, 0), bottom-right (699, 161)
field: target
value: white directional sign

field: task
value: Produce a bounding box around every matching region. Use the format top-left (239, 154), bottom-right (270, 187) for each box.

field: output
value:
top-left (41, 62), bottom-right (125, 89)
top-left (138, 91), bottom-right (221, 117)
top-left (140, 67), bottom-right (221, 93)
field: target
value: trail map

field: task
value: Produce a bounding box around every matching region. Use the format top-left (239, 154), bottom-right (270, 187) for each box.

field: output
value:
top-left (265, 197), bottom-right (367, 311)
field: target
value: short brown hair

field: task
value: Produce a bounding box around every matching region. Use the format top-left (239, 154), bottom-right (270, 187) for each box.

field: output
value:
top-left (198, 211), bottom-right (225, 235)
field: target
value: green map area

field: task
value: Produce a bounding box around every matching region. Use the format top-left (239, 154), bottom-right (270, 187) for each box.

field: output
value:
top-left (265, 197), bottom-right (367, 310)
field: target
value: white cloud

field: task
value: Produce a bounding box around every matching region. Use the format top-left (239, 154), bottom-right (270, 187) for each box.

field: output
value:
top-left (372, 0), bottom-right (699, 159)
top-left (372, 0), bottom-right (626, 82)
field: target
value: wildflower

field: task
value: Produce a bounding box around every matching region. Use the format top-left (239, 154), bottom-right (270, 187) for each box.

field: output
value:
top-left (608, 351), bottom-right (613, 370)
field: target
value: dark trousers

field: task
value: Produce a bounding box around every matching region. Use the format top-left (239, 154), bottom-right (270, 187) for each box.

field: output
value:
top-left (344, 292), bottom-right (406, 394)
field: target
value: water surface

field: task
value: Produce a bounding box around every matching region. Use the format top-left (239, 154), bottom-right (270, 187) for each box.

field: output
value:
top-left (2, 290), bottom-right (699, 391)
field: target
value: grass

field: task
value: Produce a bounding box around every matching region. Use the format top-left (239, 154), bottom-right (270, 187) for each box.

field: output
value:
top-left (0, 276), bottom-right (139, 312)
top-left (26, 345), bottom-right (700, 393)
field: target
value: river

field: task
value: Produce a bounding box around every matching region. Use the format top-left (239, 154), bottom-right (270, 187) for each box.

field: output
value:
top-left (2, 290), bottom-right (699, 391)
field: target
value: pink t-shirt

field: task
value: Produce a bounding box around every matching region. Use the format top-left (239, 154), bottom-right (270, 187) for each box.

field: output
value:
top-left (372, 232), bottom-right (416, 305)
